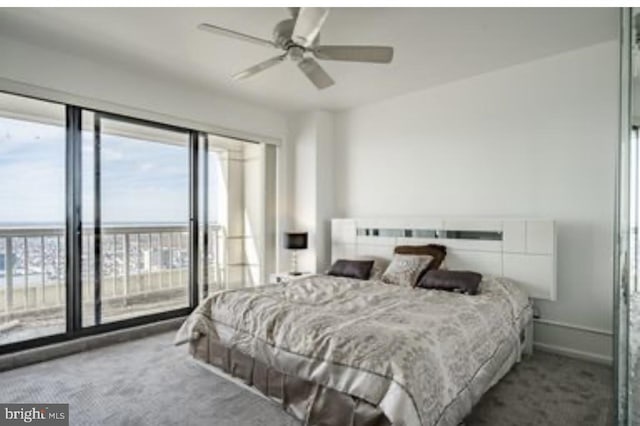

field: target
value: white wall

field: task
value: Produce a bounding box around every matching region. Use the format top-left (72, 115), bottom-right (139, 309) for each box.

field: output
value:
top-left (287, 111), bottom-right (334, 274)
top-left (289, 113), bottom-right (318, 273)
top-left (315, 113), bottom-right (335, 272)
top-left (332, 41), bottom-right (618, 363)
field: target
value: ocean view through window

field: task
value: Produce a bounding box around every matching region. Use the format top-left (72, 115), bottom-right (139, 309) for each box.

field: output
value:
top-left (0, 94), bottom-right (67, 345)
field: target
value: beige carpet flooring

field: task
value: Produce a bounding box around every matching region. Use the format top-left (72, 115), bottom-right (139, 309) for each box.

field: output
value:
top-left (0, 331), bottom-right (613, 426)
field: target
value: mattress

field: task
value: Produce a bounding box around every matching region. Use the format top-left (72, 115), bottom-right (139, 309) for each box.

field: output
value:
top-left (175, 274), bottom-right (532, 426)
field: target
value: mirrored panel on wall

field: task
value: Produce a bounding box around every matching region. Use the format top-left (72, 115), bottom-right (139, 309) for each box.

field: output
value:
top-left (621, 7), bottom-right (640, 425)
top-left (0, 93), bottom-right (67, 345)
top-left (81, 112), bottom-right (191, 326)
top-left (628, 8), bottom-right (640, 424)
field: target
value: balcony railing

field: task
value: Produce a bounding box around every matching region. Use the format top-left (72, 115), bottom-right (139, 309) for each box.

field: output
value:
top-left (0, 224), bottom-right (225, 332)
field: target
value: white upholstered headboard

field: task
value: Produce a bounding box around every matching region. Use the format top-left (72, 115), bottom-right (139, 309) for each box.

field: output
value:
top-left (331, 217), bottom-right (557, 301)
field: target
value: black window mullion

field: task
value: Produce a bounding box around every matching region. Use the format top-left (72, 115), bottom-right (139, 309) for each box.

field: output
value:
top-left (188, 131), bottom-right (200, 308)
top-left (202, 134), bottom-right (210, 299)
top-left (65, 106), bottom-right (82, 333)
top-left (93, 114), bottom-right (102, 326)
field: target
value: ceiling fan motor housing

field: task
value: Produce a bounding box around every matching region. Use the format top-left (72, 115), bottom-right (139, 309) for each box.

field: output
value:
top-left (273, 19), bottom-right (319, 51)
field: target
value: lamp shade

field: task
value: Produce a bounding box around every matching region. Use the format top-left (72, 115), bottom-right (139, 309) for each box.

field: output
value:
top-left (284, 232), bottom-right (308, 250)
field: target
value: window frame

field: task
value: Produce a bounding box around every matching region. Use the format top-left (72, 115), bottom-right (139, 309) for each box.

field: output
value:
top-left (0, 91), bottom-right (203, 355)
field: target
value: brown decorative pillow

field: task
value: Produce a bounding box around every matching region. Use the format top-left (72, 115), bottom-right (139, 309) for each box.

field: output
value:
top-left (416, 270), bottom-right (482, 295)
top-left (393, 244), bottom-right (447, 270)
top-left (328, 259), bottom-right (375, 280)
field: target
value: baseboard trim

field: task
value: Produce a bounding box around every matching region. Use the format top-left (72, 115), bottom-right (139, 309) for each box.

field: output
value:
top-left (0, 316), bottom-right (185, 372)
top-left (534, 342), bottom-right (613, 366)
top-left (534, 318), bottom-right (613, 336)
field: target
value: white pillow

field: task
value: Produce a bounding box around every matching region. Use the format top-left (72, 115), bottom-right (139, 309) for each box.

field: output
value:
top-left (381, 254), bottom-right (433, 287)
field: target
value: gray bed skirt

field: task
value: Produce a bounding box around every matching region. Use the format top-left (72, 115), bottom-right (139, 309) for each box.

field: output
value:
top-left (190, 332), bottom-right (392, 426)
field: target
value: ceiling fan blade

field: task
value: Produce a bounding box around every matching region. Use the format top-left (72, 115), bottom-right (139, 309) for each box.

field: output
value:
top-left (292, 8), bottom-right (329, 48)
top-left (313, 45), bottom-right (394, 64)
top-left (298, 57), bottom-right (334, 89)
top-left (198, 23), bottom-right (276, 49)
top-left (233, 54), bottom-right (286, 80)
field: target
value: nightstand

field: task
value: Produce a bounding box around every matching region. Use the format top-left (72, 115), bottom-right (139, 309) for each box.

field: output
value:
top-left (269, 272), bottom-right (313, 284)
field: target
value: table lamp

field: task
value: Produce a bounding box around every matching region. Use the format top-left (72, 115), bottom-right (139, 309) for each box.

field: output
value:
top-left (284, 232), bottom-right (308, 275)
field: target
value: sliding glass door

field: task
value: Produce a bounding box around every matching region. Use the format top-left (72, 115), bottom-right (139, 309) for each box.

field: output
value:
top-left (82, 113), bottom-right (192, 326)
top-left (0, 93), bottom-right (67, 346)
top-left (0, 89), bottom-right (278, 354)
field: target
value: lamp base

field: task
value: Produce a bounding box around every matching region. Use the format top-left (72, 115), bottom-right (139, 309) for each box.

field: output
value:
top-left (290, 250), bottom-right (300, 276)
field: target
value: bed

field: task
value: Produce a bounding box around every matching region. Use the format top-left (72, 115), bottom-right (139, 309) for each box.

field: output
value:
top-left (175, 217), bottom-right (555, 426)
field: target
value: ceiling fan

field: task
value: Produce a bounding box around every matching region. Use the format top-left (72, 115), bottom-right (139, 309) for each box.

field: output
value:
top-left (198, 7), bottom-right (394, 90)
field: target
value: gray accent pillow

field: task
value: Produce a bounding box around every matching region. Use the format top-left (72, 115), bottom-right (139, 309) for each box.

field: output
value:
top-left (328, 259), bottom-right (374, 280)
top-left (381, 254), bottom-right (433, 287)
top-left (416, 270), bottom-right (483, 295)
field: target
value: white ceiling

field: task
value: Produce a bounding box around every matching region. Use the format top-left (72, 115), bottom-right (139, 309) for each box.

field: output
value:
top-left (0, 8), bottom-right (618, 111)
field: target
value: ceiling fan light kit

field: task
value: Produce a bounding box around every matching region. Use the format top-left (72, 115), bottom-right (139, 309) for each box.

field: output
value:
top-left (198, 7), bottom-right (395, 90)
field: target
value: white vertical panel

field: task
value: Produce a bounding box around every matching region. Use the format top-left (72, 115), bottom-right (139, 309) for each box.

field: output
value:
top-left (440, 239), bottom-right (502, 252)
top-left (445, 250), bottom-right (502, 275)
top-left (503, 253), bottom-right (556, 300)
top-left (331, 243), bottom-right (356, 263)
top-left (356, 236), bottom-right (397, 246)
top-left (526, 220), bottom-right (555, 254)
top-left (356, 244), bottom-right (395, 259)
top-left (502, 220), bottom-right (526, 253)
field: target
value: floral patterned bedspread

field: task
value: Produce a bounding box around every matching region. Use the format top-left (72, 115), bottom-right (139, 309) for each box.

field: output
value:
top-left (176, 274), bottom-right (532, 426)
